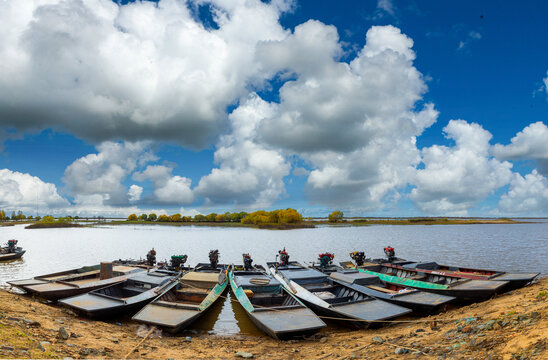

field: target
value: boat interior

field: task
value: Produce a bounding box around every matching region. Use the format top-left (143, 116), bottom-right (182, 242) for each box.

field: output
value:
top-left (158, 271), bottom-right (221, 306)
top-left (92, 271), bottom-right (175, 300)
top-left (303, 281), bottom-right (372, 305)
top-left (367, 264), bottom-right (462, 285)
top-left (37, 265), bottom-right (139, 283)
top-left (234, 269), bottom-right (301, 310)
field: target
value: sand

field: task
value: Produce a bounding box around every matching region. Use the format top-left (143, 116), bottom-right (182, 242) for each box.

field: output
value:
top-left (1, 277), bottom-right (546, 359)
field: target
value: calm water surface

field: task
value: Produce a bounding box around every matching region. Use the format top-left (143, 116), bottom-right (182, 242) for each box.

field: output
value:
top-left (1, 223), bottom-right (546, 335)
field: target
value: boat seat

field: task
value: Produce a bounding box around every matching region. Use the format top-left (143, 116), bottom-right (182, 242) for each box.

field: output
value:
top-left (368, 285), bottom-right (398, 294)
top-left (324, 296), bottom-right (353, 304)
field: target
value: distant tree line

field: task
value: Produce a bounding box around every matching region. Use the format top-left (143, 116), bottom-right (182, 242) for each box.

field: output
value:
top-left (127, 209), bottom-right (304, 224)
top-left (0, 210), bottom-right (34, 221)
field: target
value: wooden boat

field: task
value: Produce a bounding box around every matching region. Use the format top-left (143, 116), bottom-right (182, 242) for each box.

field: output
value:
top-left (132, 263), bottom-right (228, 333)
top-left (267, 262), bottom-right (411, 328)
top-left (309, 263), bottom-right (454, 314)
top-left (8, 264), bottom-right (144, 301)
top-left (230, 264), bottom-right (326, 339)
top-left (0, 240), bottom-right (25, 261)
top-left (59, 269), bottom-right (179, 318)
top-left (388, 261), bottom-right (540, 291)
top-left (340, 261), bottom-right (508, 304)
top-left (356, 248), bottom-right (539, 291)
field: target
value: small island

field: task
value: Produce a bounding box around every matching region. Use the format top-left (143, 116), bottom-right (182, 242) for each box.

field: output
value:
top-left (0, 209), bottom-right (525, 230)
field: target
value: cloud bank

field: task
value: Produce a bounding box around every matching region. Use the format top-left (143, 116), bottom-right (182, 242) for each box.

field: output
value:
top-left (0, 0), bottom-right (546, 216)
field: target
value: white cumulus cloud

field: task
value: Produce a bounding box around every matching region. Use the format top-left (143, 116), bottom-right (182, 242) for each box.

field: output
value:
top-left (0, 169), bottom-right (69, 212)
top-left (63, 141), bottom-right (155, 206)
top-left (133, 165), bottom-right (194, 205)
top-left (498, 170), bottom-right (548, 215)
top-left (196, 94), bottom-right (291, 208)
top-left (127, 184), bottom-right (143, 202)
top-left (252, 24), bottom-right (437, 207)
top-left (410, 120), bottom-right (513, 215)
top-left (0, 0), bottom-right (289, 148)
top-left (492, 121), bottom-right (548, 174)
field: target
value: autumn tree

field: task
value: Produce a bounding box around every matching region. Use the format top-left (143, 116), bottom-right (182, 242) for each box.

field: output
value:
top-left (279, 209), bottom-right (302, 223)
top-left (158, 214), bottom-right (171, 222)
top-left (328, 211), bottom-right (344, 222)
top-left (171, 214), bottom-right (182, 222)
top-left (0, 210), bottom-right (5, 220)
top-left (215, 214), bottom-right (226, 222)
top-left (194, 214), bottom-right (206, 222)
top-left (127, 214), bottom-right (138, 221)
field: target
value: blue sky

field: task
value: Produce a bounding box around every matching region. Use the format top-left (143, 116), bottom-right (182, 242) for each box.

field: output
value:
top-left (0, 0), bottom-right (546, 217)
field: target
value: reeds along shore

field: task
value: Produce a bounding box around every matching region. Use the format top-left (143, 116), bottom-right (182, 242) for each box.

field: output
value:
top-left (0, 277), bottom-right (546, 359)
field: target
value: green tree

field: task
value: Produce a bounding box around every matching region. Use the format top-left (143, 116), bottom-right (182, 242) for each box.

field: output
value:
top-left (194, 214), bottom-right (206, 222)
top-left (206, 213), bottom-right (217, 222)
top-left (148, 213), bottom-right (157, 221)
top-left (182, 216), bottom-right (192, 222)
top-left (328, 210), bottom-right (344, 222)
top-left (127, 214), bottom-right (138, 221)
top-left (138, 214), bottom-right (148, 221)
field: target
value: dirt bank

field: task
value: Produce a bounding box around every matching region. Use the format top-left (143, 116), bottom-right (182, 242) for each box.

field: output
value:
top-left (1, 277), bottom-right (546, 359)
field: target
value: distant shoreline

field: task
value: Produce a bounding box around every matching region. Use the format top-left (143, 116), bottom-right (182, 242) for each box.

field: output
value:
top-left (0, 217), bottom-right (534, 231)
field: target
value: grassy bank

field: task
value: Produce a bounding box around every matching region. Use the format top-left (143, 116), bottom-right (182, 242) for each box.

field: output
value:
top-left (108, 220), bottom-right (314, 230)
top-left (25, 223), bottom-right (84, 229)
top-left (316, 217), bottom-right (522, 226)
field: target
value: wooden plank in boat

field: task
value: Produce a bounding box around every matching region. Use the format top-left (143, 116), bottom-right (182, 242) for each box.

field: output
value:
top-left (368, 285), bottom-right (398, 294)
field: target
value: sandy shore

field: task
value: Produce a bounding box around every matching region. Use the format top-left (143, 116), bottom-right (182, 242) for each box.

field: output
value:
top-left (0, 277), bottom-right (546, 359)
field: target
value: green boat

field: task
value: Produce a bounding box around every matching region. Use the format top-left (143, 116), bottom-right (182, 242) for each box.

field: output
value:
top-left (229, 265), bottom-right (326, 340)
top-left (341, 261), bottom-right (508, 304)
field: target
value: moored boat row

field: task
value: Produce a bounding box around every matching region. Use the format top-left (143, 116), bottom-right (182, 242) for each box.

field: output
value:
top-left (6, 247), bottom-right (539, 340)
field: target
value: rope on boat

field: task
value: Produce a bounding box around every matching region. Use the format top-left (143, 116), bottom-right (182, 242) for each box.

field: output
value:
top-left (123, 326), bottom-right (156, 359)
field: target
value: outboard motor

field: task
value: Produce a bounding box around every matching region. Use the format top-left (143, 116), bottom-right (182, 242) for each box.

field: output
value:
top-left (146, 248), bottom-right (157, 266)
top-left (242, 253), bottom-right (253, 270)
top-left (278, 248), bottom-right (290, 266)
top-left (350, 251), bottom-right (365, 266)
top-left (318, 252), bottom-right (335, 269)
top-left (384, 246), bottom-right (395, 262)
top-left (170, 255), bottom-right (188, 270)
top-left (7, 239), bottom-right (18, 252)
top-left (209, 249), bottom-right (219, 269)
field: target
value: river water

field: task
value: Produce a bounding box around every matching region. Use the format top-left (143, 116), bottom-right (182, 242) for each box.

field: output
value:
top-left (1, 222), bottom-right (546, 335)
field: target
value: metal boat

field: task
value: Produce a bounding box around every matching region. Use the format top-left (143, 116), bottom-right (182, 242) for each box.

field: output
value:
top-left (230, 261), bottom-right (326, 340)
top-left (132, 263), bottom-right (228, 333)
top-left (387, 261), bottom-right (539, 291)
top-left (0, 240), bottom-right (25, 261)
top-left (8, 264), bottom-right (144, 301)
top-left (268, 261), bottom-right (411, 328)
top-left (341, 260), bottom-right (508, 304)
top-left (59, 269), bottom-right (179, 318)
top-left (309, 260), bottom-right (454, 314)
top-left (355, 248), bottom-right (539, 291)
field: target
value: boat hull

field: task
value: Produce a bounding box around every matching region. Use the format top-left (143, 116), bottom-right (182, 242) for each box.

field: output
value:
top-left (60, 270), bottom-right (178, 319)
top-left (230, 268), bottom-right (325, 339)
top-left (133, 268), bottom-right (228, 332)
top-left (0, 250), bottom-right (25, 261)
